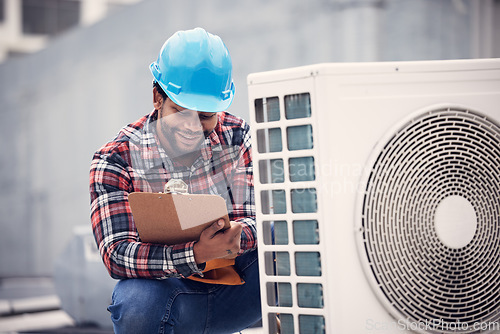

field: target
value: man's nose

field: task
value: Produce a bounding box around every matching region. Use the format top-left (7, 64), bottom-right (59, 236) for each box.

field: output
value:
top-left (184, 111), bottom-right (202, 131)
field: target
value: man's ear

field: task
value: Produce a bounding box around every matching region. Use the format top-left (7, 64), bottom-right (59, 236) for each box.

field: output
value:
top-left (153, 87), bottom-right (164, 110)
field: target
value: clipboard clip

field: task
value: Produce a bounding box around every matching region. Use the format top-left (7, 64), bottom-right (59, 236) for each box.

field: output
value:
top-left (163, 179), bottom-right (188, 194)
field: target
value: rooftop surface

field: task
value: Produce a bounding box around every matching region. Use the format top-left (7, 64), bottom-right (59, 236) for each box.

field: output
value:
top-left (0, 277), bottom-right (262, 334)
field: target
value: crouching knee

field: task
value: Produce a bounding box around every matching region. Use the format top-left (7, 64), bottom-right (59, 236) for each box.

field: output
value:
top-left (108, 279), bottom-right (168, 334)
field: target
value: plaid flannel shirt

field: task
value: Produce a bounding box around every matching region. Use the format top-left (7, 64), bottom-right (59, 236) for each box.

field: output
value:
top-left (89, 110), bottom-right (256, 280)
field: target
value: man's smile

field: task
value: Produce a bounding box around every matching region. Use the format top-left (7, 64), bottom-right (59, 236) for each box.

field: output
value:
top-left (176, 130), bottom-right (203, 141)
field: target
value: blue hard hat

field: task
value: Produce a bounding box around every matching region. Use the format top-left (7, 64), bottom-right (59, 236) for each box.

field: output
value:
top-left (150, 27), bottom-right (235, 112)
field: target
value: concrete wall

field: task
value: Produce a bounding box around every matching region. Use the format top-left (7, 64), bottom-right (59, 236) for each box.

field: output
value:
top-left (0, 0), bottom-right (498, 277)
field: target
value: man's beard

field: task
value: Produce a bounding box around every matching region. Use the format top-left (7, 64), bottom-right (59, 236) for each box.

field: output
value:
top-left (159, 121), bottom-right (206, 158)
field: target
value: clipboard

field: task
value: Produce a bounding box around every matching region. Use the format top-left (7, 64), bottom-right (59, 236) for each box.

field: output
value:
top-left (128, 180), bottom-right (244, 285)
top-left (128, 191), bottom-right (230, 245)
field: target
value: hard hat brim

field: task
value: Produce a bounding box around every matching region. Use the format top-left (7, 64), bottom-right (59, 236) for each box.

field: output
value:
top-left (157, 79), bottom-right (235, 113)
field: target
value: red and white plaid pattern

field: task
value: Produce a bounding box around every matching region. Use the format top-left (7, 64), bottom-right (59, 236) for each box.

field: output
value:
top-left (90, 110), bottom-right (256, 279)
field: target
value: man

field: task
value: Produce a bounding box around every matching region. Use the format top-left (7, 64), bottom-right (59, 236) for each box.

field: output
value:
top-left (89, 27), bottom-right (260, 333)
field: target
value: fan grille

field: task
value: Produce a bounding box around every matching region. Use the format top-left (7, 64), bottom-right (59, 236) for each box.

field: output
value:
top-left (361, 107), bottom-right (500, 333)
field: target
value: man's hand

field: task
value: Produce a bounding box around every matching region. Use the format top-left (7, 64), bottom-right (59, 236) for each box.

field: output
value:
top-left (193, 219), bottom-right (242, 264)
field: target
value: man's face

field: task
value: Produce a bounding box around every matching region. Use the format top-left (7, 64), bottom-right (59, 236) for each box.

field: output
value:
top-left (156, 97), bottom-right (218, 159)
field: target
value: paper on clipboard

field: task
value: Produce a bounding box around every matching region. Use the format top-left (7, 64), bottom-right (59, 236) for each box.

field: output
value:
top-left (128, 191), bottom-right (230, 245)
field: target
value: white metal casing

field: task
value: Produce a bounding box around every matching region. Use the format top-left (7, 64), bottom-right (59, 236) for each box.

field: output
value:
top-left (247, 59), bottom-right (500, 334)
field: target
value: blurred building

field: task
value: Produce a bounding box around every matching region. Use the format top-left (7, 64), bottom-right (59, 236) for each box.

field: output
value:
top-left (0, 0), bottom-right (499, 279)
top-left (0, 0), bottom-right (143, 62)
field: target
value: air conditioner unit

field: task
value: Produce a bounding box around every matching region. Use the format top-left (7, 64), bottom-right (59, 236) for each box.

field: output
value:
top-left (247, 59), bottom-right (500, 334)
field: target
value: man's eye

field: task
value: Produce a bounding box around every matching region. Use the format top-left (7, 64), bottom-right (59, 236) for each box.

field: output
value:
top-left (199, 114), bottom-right (215, 120)
top-left (177, 109), bottom-right (192, 116)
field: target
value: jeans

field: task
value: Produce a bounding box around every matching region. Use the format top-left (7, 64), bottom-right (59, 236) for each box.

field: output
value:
top-left (108, 250), bottom-right (261, 334)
